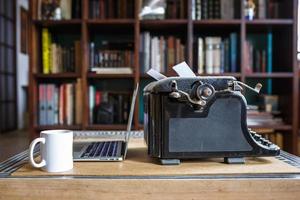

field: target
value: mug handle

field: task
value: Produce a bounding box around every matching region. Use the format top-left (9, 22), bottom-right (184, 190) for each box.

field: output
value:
top-left (29, 138), bottom-right (46, 168)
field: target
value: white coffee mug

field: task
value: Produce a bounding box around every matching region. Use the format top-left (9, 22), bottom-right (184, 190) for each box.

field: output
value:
top-left (29, 130), bottom-right (73, 172)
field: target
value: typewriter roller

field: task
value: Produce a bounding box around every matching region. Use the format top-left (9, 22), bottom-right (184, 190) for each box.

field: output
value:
top-left (143, 76), bottom-right (280, 165)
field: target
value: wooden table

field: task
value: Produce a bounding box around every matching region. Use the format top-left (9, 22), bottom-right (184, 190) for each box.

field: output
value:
top-left (1, 137), bottom-right (300, 200)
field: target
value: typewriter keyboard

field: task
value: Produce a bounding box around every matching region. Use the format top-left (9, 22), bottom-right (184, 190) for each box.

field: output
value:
top-left (250, 131), bottom-right (279, 150)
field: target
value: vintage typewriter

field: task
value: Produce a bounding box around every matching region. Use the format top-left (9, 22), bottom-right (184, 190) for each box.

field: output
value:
top-left (144, 65), bottom-right (280, 165)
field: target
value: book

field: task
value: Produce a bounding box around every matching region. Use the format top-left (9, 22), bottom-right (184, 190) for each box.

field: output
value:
top-left (140, 32), bottom-right (185, 74)
top-left (196, 34), bottom-right (238, 74)
top-left (42, 28), bottom-right (50, 74)
top-left (75, 79), bottom-right (82, 125)
top-left (38, 83), bottom-right (78, 126)
top-left (89, 85), bottom-right (95, 124)
top-left (197, 37), bottom-right (204, 74)
top-left (194, 0), bottom-right (236, 19)
top-left (221, 0), bottom-right (234, 19)
top-left (60, 0), bottom-right (72, 20)
top-left (230, 33), bottom-right (237, 73)
top-left (38, 84), bottom-right (47, 125)
top-left (90, 0), bottom-right (135, 19)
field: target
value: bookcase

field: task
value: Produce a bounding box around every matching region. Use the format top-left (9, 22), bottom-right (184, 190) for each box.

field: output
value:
top-left (28, 0), bottom-right (299, 155)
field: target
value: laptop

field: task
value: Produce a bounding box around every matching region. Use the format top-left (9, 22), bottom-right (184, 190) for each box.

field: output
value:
top-left (73, 84), bottom-right (139, 161)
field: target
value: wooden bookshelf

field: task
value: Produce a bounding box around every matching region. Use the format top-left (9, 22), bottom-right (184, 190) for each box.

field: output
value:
top-left (28, 0), bottom-right (299, 155)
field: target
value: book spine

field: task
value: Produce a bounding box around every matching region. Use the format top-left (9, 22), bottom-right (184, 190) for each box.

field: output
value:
top-left (207, 0), bottom-right (214, 19)
top-left (224, 39), bottom-right (229, 72)
top-left (197, 37), bottom-right (204, 74)
top-left (258, 0), bottom-right (266, 19)
top-left (89, 85), bottom-right (95, 124)
top-left (39, 84), bottom-right (46, 125)
top-left (205, 37), bottom-right (214, 74)
top-left (45, 84), bottom-right (50, 125)
top-left (53, 85), bottom-right (59, 124)
top-left (230, 33), bottom-right (237, 73)
top-left (201, 0), bottom-right (208, 19)
top-left (220, 41), bottom-right (225, 73)
top-left (196, 0), bottom-right (201, 20)
top-left (42, 28), bottom-right (50, 74)
top-left (213, 37), bottom-right (221, 73)
top-left (59, 84), bottom-right (64, 124)
top-left (267, 31), bottom-right (272, 94)
top-left (213, 0), bottom-right (221, 19)
top-left (75, 79), bottom-right (82, 125)
top-left (192, 0), bottom-right (196, 20)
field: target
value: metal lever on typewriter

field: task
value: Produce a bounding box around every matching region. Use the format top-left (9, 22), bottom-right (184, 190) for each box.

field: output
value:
top-left (230, 81), bottom-right (262, 94)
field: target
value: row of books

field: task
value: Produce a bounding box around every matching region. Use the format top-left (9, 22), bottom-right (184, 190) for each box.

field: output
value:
top-left (244, 33), bottom-right (272, 73)
top-left (89, 86), bottom-right (130, 124)
top-left (38, 0), bottom-right (81, 20)
top-left (165, 0), bottom-right (187, 19)
top-left (139, 32), bottom-right (185, 73)
top-left (192, 0), bottom-right (239, 20)
top-left (89, 0), bottom-right (134, 19)
top-left (42, 28), bottom-right (81, 74)
top-left (38, 80), bottom-right (82, 126)
top-left (252, 0), bottom-right (282, 19)
top-left (196, 33), bottom-right (238, 74)
top-left (89, 43), bottom-right (134, 74)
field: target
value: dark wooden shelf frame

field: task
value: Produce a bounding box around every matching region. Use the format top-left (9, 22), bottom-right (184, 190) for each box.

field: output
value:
top-left (28, 0), bottom-right (299, 155)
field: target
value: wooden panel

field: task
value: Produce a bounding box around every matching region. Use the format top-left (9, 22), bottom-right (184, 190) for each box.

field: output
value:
top-left (0, 179), bottom-right (300, 200)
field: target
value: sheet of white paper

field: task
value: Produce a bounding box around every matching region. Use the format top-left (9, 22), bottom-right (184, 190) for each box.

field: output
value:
top-left (172, 62), bottom-right (196, 77)
top-left (147, 69), bottom-right (167, 80)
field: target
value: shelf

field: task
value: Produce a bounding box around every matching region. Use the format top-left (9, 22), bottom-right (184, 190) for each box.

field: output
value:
top-left (34, 73), bottom-right (80, 79)
top-left (86, 124), bottom-right (127, 130)
top-left (248, 124), bottom-right (292, 131)
top-left (193, 19), bottom-right (241, 25)
top-left (245, 73), bottom-right (293, 78)
top-left (198, 73), bottom-right (242, 77)
top-left (140, 19), bottom-right (188, 30)
top-left (87, 19), bottom-right (135, 26)
top-left (33, 19), bottom-right (82, 27)
top-left (87, 73), bottom-right (134, 79)
top-left (34, 125), bottom-right (82, 131)
top-left (245, 19), bottom-right (294, 25)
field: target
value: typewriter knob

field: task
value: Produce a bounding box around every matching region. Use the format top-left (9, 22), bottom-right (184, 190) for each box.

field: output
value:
top-left (196, 84), bottom-right (215, 100)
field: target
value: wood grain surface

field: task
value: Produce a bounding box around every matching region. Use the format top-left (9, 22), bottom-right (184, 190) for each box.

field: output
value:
top-left (12, 139), bottom-right (300, 177)
top-left (0, 178), bottom-right (300, 200)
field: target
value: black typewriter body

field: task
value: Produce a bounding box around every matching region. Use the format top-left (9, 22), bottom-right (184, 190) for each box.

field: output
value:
top-left (143, 76), bottom-right (280, 165)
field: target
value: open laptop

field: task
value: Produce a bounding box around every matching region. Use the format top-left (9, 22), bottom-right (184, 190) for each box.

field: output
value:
top-left (73, 84), bottom-right (139, 161)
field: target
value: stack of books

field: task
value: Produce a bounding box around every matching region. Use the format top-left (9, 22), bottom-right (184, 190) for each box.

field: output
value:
top-left (139, 32), bottom-right (185, 73)
top-left (89, 42), bottom-right (134, 74)
top-left (192, 0), bottom-right (238, 20)
top-left (252, 0), bottom-right (282, 19)
top-left (38, 79), bottom-right (82, 126)
top-left (42, 28), bottom-right (81, 74)
top-left (89, 0), bottom-right (134, 19)
top-left (89, 86), bottom-right (130, 124)
top-left (165, 0), bottom-right (187, 19)
top-left (196, 33), bottom-right (238, 74)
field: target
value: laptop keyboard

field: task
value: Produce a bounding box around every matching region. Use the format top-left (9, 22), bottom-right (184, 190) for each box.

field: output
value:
top-left (80, 141), bottom-right (120, 158)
